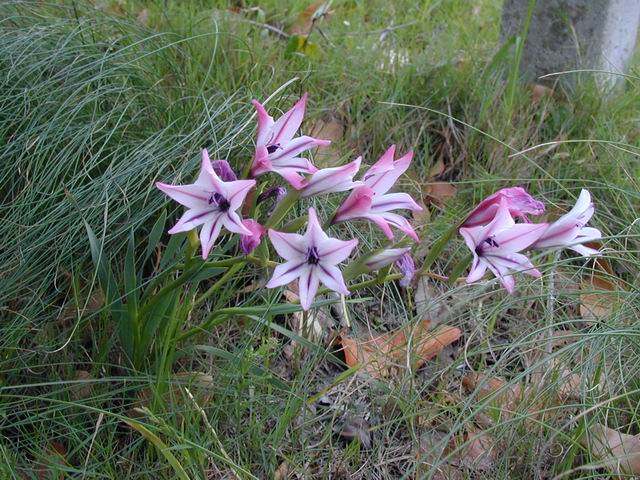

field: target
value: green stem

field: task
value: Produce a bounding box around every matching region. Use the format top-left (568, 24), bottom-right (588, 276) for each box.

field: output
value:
top-left (446, 252), bottom-right (473, 286)
top-left (419, 221), bottom-right (460, 275)
top-left (264, 189), bottom-right (301, 230)
top-left (194, 262), bottom-right (245, 307)
top-left (138, 264), bottom-right (203, 320)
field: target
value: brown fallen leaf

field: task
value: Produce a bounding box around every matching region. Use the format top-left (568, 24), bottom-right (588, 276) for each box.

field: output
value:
top-left (429, 158), bottom-right (446, 178)
top-left (274, 461), bottom-right (290, 480)
top-left (581, 274), bottom-right (617, 320)
top-left (340, 321), bottom-right (461, 378)
top-left (582, 423), bottom-right (640, 475)
top-left (288, 1), bottom-right (332, 36)
top-left (448, 429), bottom-right (497, 472)
top-left (36, 441), bottom-right (67, 480)
top-left (70, 370), bottom-right (94, 400)
top-left (424, 182), bottom-right (457, 206)
top-left (462, 373), bottom-right (522, 413)
top-left (309, 114), bottom-right (344, 167)
top-left (531, 84), bottom-right (553, 104)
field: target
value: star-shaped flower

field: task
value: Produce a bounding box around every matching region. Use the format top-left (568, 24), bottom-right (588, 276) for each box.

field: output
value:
top-left (266, 208), bottom-right (358, 310)
top-left (156, 149), bottom-right (256, 259)
top-left (460, 198), bottom-right (548, 293)
top-left (251, 94), bottom-right (330, 189)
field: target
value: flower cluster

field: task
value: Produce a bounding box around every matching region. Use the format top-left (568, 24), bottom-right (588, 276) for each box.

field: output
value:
top-left (156, 93), bottom-right (602, 308)
top-left (157, 94), bottom-right (423, 310)
top-left (460, 188), bottom-right (602, 292)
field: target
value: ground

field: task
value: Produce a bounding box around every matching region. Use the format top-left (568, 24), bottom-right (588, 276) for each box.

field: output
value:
top-left (1, 1), bottom-right (640, 479)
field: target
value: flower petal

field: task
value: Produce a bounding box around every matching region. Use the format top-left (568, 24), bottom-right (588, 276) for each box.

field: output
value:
top-left (465, 255), bottom-right (488, 283)
top-left (304, 207), bottom-right (330, 248)
top-left (269, 136), bottom-right (330, 163)
top-left (298, 266), bottom-right (321, 311)
top-left (271, 93), bottom-right (307, 145)
top-left (156, 182), bottom-right (210, 209)
top-left (334, 186), bottom-right (374, 222)
top-left (570, 244), bottom-right (601, 257)
top-left (200, 215), bottom-right (224, 259)
top-left (364, 247), bottom-right (411, 270)
top-left (251, 146), bottom-right (273, 177)
top-left (316, 237), bottom-right (358, 264)
top-left (252, 99), bottom-right (275, 148)
top-left (492, 222), bottom-right (548, 253)
top-left (266, 261), bottom-right (308, 288)
top-left (316, 264), bottom-right (350, 295)
top-left (486, 252), bottom-right (541, 278)
top-left (375, 211), bottom-right (419, 242)
top-left (370, 192), bottom-right (422, 212)
top-left (301, 157), bottom-right (362, 197)
top-left (362, 214), bottom-right (394, 240)
top-left (270, 155), bottom-right (318, 173)
top-left (167, 208), bottom-right (217, 234)
top-left (223, 210), bottom-right (252, 235)
top-left (268, 229), bottom-right (306, 261)
top-left (364, 146), bottom-right (413, 195)
top-left (485, 261), bottom-right (516, 294)
top-left (226, 179), bottom-right (256, 210)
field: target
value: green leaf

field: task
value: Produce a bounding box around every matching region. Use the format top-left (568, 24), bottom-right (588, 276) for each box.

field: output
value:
top-left (145, 209), bottom-right (167, 264)
top-left (123, 419), bottom-right (190, 480)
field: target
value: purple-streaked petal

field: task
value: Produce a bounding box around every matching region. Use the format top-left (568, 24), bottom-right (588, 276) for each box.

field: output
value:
top-left (363, 145), bottom-right (396, 179)
top-left (272, 167), bottom-right (308, 190)
top-left (463, 186), bottom-right (545, 228)
top-left (270, 154), bottom-right (318, 173)
top-left (269, 136), bottom-right (330, 163)
top-left (268, 229), bottom-right (306, 261)
top-left (492, 222), bottom-right (548, 253)
top-left (465, 255), bottom-right (488, 283)
top-left (570, 244), bottom-right (601, 257)
top-left (304, 207), bottom-right (330, 248)
top-left (226, 179), bottom-right (256, 211)
top-left (223, 210), bottom-right (252, 235)
top-left (271, 93), bottom-right (308, 145)
top-left (364, 247), bottom-right (411, 270)
top-left (362, 214), bottom-right (394, 240)
top-left (533, 218), bottom-right (579, 248)
top-left (483, 199), bottom-right (516, 239)
top-left (395, 253), bottom-right (416, 287)
top-left (459, 225), bottom-right (485, 253)
top-left (298, 266), bottom-right (321, 311)
top-left (364, 147), bottom-right (413, 195)
top-left (316, 237), bottom-right (358, 265)
top-left (200, 215), bottom-right (224, 259)
top-left (487, 252), bottom-right (541, 278)
top-left (156, 182), bottom-right (210, 209)
top-left (251, 146), bottom-right (273, 177)
top-left (252, 99), bottom-right (275, 148)
top-left (334, 186), bottom-right (374, 222)
top-left (211, 160), bottom-right (237, 182)
top-left (315, 264), bottom-right (350, 295)
top-left (167, 208), bottom-right (217, 234)
top-left (485, 261), bottom-right (516, 294)
top-left (376, 211), bottom-right (419, 242)
top-left (266, 261), bottom-right (308, 288)
top-left (300, 157), bottom-right (362, 197)
top-left (370, 192), bottom-right (422, 212)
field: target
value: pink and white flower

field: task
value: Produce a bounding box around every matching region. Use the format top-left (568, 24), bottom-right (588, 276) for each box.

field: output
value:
top-left (266, 208), bottom-right (358, 310)
top-left (300, 157), bottom-right (363, 198)
top-left (156, 149), bottom-right (256, 259)
top-left (364, 247), bottom-right (411, 271)
top-left (463, 187), bottom-right (545, 228)
top-left (533, 189), bottom-right (601, 256)
top-left (460, 199), bottom-right (548, 293)
top-left (251, 94), bottom-right (330, 189)
top-left (333, 145), bottom-right (422, 241)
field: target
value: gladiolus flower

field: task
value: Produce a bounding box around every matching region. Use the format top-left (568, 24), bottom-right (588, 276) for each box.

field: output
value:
top-left (333, 145), bottom-right (422, 241)
top-left (257, 186), bottom-right (287, 214)
top-left (395, 252), bottom-right (416, 287)
top-left (460, 199), bottom-right (548, 293)
top-left (463, 187), bottom-right (545, 228)
top-left (266, 208), bottom-right (358, 310)
top-left (210, 160), bottom-right (237, 182)
top-left (156, 149), bottom-right (256, 259)
top-left (300, 157), bottom-right (363, 198)
top-left (251, 94), bottom-right (331, 189)
top-left (364, 247), bottom-right (411, 271)
top-left (239, 219), bottom-right (266, 254)
top-left (532, 189), bottom-right (601, 256)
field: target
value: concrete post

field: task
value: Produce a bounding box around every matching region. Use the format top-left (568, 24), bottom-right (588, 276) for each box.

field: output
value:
top-left (501, 0), bottom-right (640, 85)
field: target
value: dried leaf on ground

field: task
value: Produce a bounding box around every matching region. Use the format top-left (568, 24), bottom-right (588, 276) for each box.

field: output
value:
top-left (531, 84), bottom-right (553, 104)
top-left (36, 441), bottom-right (67, 480)
top-left (288, 1), bottom-right (332, 36)
top-left (309, 115), bottom-right (345, 167)
top-left (70, 370), bottom-right (94, 400)
top-left (424, 182), bottom-right (457, 206)
top-left (339, 321), bottom-right (461, 378)
top-left (274, 461), bottom-right (290, 480)
top-left (582, 423), bottom-right (640, 475)
top-left (448, 429), bottom-right (497, 472)
top-left (580, 274), bottom-right (617, 320)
